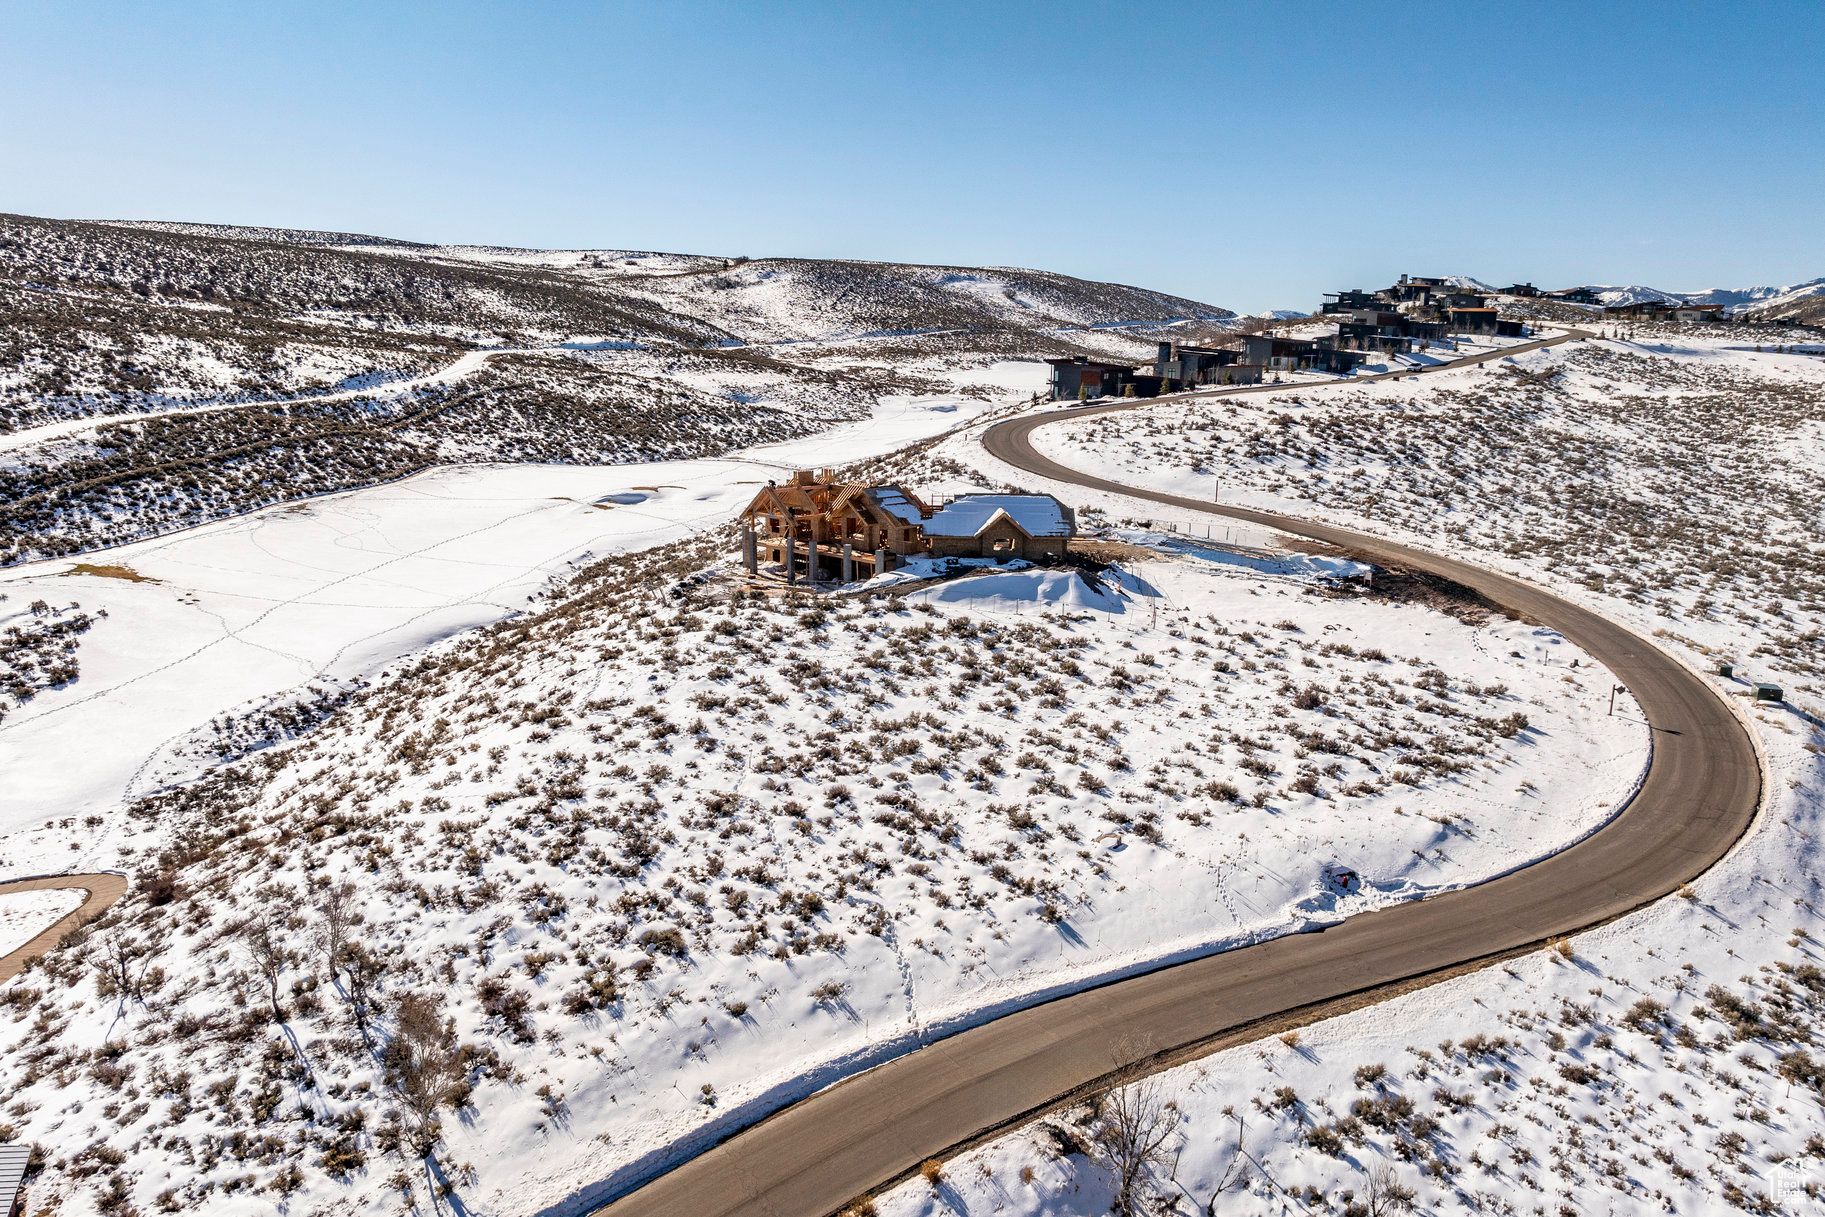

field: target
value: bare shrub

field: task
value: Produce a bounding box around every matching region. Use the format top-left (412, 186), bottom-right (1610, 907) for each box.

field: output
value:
top-left (315, 880), bottom-right (361, 981)
top-left (383, 991), bottom-right (469, 1154)
top-left (234, 906), bottom-right (294, 1022)
top-left (1092, 1052), bottom-right (1177, 1217)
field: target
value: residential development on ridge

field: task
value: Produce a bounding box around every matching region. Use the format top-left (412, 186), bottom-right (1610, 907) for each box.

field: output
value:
top-left (1046, 272), bottom-right (1531, 400)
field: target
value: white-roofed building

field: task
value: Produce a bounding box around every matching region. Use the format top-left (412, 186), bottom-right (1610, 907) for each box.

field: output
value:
top-left (0, 1144), bottom-right (31, 1217)
top-left (922, 494), bottom-right (1075, 563)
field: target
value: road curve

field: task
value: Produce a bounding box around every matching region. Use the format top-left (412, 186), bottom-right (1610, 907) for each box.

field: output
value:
top-left (0, 872), bottom-right (128, 984)
top-left (596, 328), bottom-right (1762, 1217)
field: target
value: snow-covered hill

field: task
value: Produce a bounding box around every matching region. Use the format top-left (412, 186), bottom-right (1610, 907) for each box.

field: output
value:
top-left (1666, 277), bottom-right (1825, 314)
top-left (1, 214), bottom-right (1232, 565)
top-left (1564, 277), bottom-right (1825, 317)
top-left (1584, 284), bottom-right (1687, 307)
top-left (0, 486), bottom-right (1645, 1217)
top-left (902, 332), bottom-right (1825, 1217)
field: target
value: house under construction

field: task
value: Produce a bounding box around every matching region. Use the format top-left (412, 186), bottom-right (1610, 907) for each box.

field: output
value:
top-left (737, 471), bottom-right (1075, 584)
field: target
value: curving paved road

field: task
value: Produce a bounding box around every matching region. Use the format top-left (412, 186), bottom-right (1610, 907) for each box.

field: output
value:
top-left (0, 873), bottom-right (127, 984)
top-left (595, 328), bottom-right (1763, 1217)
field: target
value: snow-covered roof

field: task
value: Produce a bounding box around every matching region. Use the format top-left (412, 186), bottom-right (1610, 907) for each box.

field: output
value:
top-left (0, 1145), bottom-right (28, 1213)
top-left (924, 494), bottom-right (1073, 539)
top-left (868, 487), bottom-right (925, 525)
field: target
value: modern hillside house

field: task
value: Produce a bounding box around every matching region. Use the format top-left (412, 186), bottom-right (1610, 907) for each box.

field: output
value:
top-left (1239, 333), bottom-right (1320, 370)
top-left (1605, 300), bottom-right (1678, 320)
top-left (1043, 272), bottom-right (1548, 402)
top-left (1043, 357), bottom-right (1162, 401)
top-left (1153, 341), bottom-right (1262, 387)
top-left (1447, 307), bottom-right (1527, 337)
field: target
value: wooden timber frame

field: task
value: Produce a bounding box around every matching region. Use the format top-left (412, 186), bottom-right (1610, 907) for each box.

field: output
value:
top-left (738, 471), bottom-right (932, 585)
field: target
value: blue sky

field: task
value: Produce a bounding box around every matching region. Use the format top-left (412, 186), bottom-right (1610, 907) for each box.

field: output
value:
top-left (4, 1), bottom-right (1821, 312)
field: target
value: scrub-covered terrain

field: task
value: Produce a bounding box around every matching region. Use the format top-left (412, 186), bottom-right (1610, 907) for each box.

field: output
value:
top-left (0, 506), bottom-right (1647, 1214)
top-left (2, 213), bottom-right (1230, 564)
top-left (870, 327), bottom-right (1825, 1217)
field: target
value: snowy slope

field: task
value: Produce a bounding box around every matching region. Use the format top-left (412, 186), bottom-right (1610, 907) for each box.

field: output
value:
top-left (1584, 284), bottom-right (1686, 307)
top-left (620, 258), bottom-right (1231, 346)
top-left (1679, 276), bottom-right (1825, 313)
top-left (884, 332), bottom-right (1825, 1217)
top-left (0, 505), bottom-right (1647, 1217)
top-left (3, 214), bottom-right (1229, 566)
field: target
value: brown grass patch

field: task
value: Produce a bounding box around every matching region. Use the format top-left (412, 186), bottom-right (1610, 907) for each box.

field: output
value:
top-left (1282, 541), bottom-right (1512, 627)
top-left (64, 563), bottom-right (159, 583)
top-left (1068, 539), bottom-right (1154, 565)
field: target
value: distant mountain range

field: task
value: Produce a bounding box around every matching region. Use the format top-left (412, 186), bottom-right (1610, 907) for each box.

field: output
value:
top-left (1574, 279), bottom-right (1825, 314)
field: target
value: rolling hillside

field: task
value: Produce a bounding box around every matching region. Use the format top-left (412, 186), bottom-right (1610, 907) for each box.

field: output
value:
top-left (0, 214), bottom-right (1232, 564)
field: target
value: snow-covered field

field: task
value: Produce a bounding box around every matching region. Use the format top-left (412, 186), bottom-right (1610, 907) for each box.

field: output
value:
top-left (0, 888), bottom-right (84, 952)
top-left (863, 330), bottom-right (1825, 1217)
top-left (0, 383), bottom-right (1036, 881)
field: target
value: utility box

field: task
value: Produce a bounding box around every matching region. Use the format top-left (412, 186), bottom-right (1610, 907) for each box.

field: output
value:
top-left (1751, 682), bottom-right (1783, 702)
top-left (1716, 662), bottom-right (1734, 678)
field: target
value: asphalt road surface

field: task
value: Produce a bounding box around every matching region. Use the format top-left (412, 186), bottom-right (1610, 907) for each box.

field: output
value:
top-left (596, 327), bottom-right (1762, 1217)
top-left (0, 872), bottom-right (127, 983)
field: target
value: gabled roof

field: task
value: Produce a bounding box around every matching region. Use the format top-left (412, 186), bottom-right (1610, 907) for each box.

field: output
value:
top-left (739, 483), bottom-right (818, 519)
top-left (866, 486), bottom-right (928, 524)
top-left (924, 494), bottom-right (1073, 539)
top-left (830, 484), bottom-right (929, 527)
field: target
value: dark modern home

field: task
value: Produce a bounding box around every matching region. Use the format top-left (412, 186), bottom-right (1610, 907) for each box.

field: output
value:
top-left (1320, 288), bottom-right (1382, 313)
top-left (1307, 342), bottom-right (1369, 374)
top-left (1239, 334), bottom-right (1320, 370)
top-left (1044, 357), bottom-right (1161, 400)
top-left (1154, 341), bottom-right (1244, 384)
top-left (1448, 307), bottom-right (1527, 337)
top-left (1336, 322), bottom-right (1415, 353)
top-left (1603, 300), bottom-right (1677, 319)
